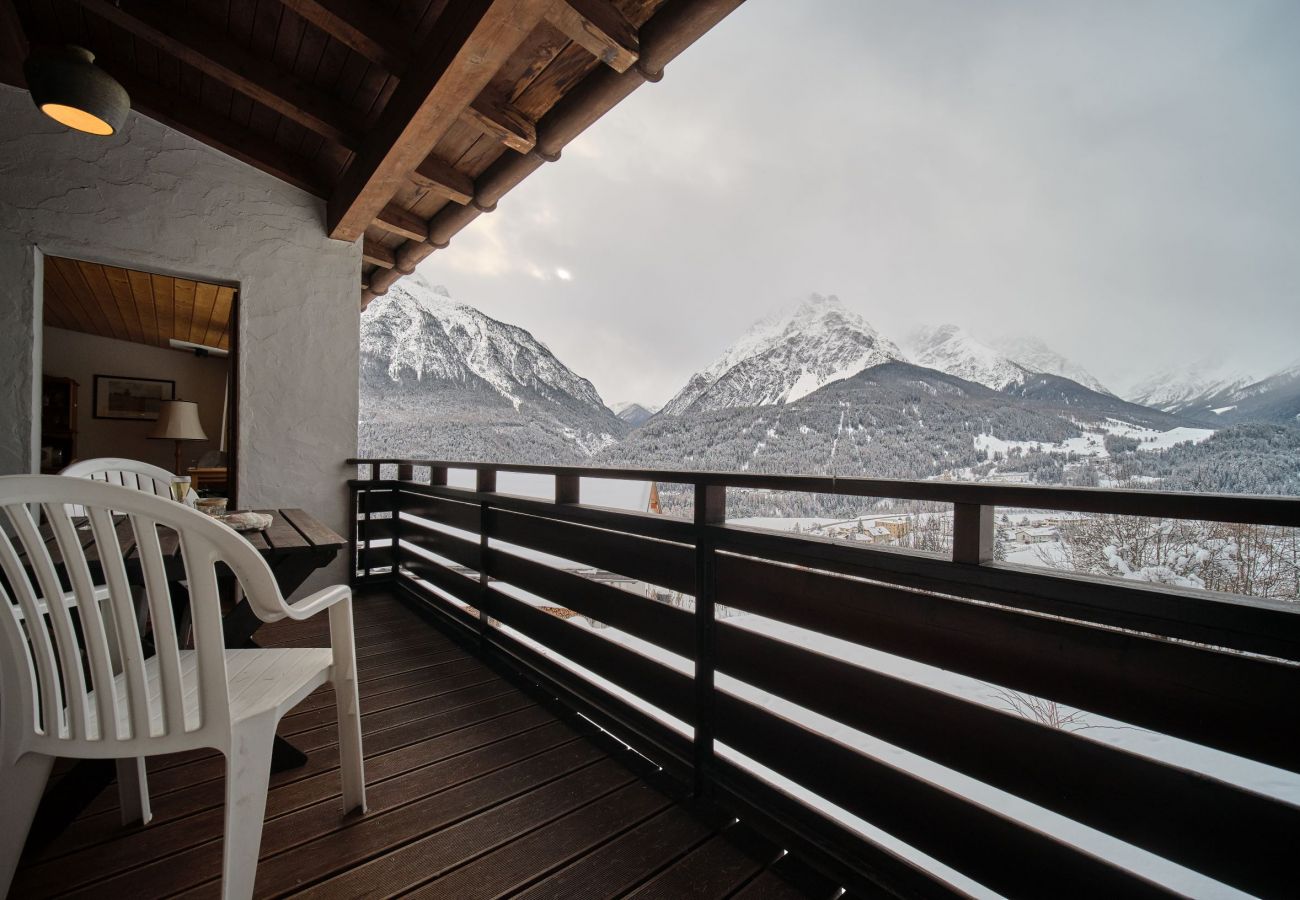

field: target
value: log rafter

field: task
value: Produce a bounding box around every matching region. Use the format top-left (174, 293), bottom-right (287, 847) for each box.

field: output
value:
top-left (463, 93), bottom-right (538, 154)
top-left (411, 155), bottom-right (476, 205)
top-left (546, 0), bottom-right (640, 73)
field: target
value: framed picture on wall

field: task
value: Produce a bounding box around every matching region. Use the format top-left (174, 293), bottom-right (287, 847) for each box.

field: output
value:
top-left (92, 375), bottom-right (175, 421)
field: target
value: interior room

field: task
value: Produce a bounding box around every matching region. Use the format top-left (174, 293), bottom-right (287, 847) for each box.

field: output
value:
top-left (40, 255), bottom-right (236, 499)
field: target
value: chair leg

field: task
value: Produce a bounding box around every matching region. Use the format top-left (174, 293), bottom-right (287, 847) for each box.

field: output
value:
top-left (330, 601), bottom-right (366, 814)
top-left (334, 668), bottom-right (367, 814)
top-left (0, 752), bottom-right (53, 896)
top-left (221, 713), bottom-right (277, 900)
top-left (115, 757), bottom-right (152, 826)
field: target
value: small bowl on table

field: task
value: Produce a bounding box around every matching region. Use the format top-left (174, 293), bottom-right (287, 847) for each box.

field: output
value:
top-left (196, 497), bottom-right (228, 517)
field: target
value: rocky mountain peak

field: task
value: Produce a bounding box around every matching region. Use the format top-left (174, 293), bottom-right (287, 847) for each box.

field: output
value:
top-left (661, 293), bottom-right (906, 416)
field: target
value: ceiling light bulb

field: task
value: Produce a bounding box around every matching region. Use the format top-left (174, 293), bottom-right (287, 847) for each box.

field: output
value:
top-left (24, 46), bottom-right (129, 136)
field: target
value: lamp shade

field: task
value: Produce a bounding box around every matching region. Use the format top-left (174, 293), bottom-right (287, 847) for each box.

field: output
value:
top-left (148, 400), bottom-right (208, 442)
top-left (24, 46), bottom-right (129, 136)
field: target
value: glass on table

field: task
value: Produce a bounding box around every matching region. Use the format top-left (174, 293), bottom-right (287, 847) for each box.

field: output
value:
top-left (170, 476), bottom-right (193, 505)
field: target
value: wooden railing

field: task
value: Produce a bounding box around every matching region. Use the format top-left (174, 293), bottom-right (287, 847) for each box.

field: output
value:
top-left (347, 458), bottom-right (1300, 899)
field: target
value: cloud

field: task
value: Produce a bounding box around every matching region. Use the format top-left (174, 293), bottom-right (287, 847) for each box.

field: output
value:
top-left (418, 0), bottom-right (1300, 406)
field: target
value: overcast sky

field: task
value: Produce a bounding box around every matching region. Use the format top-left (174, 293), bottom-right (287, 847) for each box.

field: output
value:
top-left (416, 0), bottom-right (1300, 407)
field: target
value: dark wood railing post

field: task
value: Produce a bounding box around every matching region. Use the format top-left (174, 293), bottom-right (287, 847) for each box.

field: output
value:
top-left (555, 473), bottom-right (580, 505)
top-left (477, 468), bottom-right (497, 651)
top-left (953, 502), bottom-right (995, 564)
top-left (694, 481), bottom-right (726, 797)
top-left (391, 465), bottom-right (413, 576)
top-left (347, 478), bottom-right (361, 586)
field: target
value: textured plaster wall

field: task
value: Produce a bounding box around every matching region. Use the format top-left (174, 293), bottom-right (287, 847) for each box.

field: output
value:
top-left (0, 85), bottom-right (360, 591)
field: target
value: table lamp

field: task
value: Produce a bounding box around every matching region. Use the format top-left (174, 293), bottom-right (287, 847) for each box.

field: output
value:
top-left (148, 399), bottom-right (207, 474)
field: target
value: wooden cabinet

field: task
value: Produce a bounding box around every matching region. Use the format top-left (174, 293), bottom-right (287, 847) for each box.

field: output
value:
top-left (41, 376), bottom-right (79, 473)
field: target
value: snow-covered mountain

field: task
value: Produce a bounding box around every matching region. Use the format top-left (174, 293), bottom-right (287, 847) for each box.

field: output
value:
top-left (359, 276), bottom-right (623, 462)
top-left (984, 334), bottom-right (1112, 395)
top-left (904, 324), bottom-right (1033, 391)
top-left (1127, 359), bottom-right (1261, 416)
top-left (611, 401), bottom-right (658, 427)
top-left (660, 294), bottom-right (906, 415)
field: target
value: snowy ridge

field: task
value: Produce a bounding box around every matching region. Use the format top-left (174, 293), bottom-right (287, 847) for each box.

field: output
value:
top-left (358, 276), bottom-right (623, 463)
top-left (905, 324), bottom-right (1033, 390)
top-left (660, 294), bottom-right (906, 415)
top-left (1126, 357), bottom-right (1260, 414)
top-left (984, 334), bottom-right (1112, 395)
top-left (360, 273), bottom-right (608, 414)
top-left (611, 401), bottom-right (658, 426)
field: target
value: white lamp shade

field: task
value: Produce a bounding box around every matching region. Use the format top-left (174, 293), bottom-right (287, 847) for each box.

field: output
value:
top-left (148, 400), bottom-right (208, 441)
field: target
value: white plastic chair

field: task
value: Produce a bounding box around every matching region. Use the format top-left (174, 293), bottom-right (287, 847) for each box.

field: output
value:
top-left (60, 457), bottom-right (198, 517)
top-left (0, 475), bottom-right (365, 899)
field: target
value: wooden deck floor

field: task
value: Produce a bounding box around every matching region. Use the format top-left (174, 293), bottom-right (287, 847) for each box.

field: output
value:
top-left (12, 588), bottom-right (834, 899)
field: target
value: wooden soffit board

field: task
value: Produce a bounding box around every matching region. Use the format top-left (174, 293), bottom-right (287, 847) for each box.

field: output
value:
top-left (43, 256), bottom-right (234, 352)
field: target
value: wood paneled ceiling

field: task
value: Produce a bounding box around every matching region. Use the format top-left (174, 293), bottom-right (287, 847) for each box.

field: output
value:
top-left (1, 0), bottom-right (746, 309)
top-left (44, 255), bottom-right (234, 351)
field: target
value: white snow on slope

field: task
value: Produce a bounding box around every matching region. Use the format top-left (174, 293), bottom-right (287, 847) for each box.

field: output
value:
top-left (661, 294), bottom-right (906, 415)
top-left (905, 324), bottom-right (1032, 390)
top-left (1126, 357), bottom-right (1259, 413)
top-left (975, 421), bottom-right (1215, 460)
top-left (986, 333), bottom-right (1113, 395)
top-left (360, 273), bottom-right (608, 413)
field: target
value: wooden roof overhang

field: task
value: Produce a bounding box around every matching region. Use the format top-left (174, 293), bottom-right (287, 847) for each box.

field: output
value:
top-left (1, 0), bottom-right (746, 309)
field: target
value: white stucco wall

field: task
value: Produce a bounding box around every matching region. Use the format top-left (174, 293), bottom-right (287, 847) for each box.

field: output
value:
top-left (0, 85), bottom-right (360, 591)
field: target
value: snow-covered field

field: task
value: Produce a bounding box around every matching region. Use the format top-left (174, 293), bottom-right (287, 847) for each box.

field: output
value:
top-left (975, 420), bottom-right (1215, 461)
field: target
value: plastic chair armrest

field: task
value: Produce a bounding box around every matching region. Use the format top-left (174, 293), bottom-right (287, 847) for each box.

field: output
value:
top-left (282, 584), bottom-right (351, 620)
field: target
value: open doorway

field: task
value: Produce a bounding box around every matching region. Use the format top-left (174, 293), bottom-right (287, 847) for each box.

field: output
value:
top-left (40, 255), bottom-right (238, 503)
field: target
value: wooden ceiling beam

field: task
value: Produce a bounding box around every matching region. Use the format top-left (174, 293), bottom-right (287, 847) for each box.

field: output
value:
top-left (411, 155), bottom-right (475, 205)
top-left (362, 238), bottom-right (395, 268)
top-left (374, 203), bottom-right (430, 242)
top-left (76, 0), bottom-right (362, 150)
top-left (104, 63), bottom-right (328, 196)
top-left (277, 0), bottom-right (411, 74)
top-left (326, 0), bottom-right (553, 242)
top-left (463, 94), bottom-right (537, 154)
top-left (546, 0), bottom-right (639, 73)
top-left (0, 0), bottom-right (29, 88)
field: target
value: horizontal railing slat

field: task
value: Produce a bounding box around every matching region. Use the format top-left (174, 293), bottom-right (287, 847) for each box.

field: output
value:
top-left (348, 462), bottom-right (1300, 525)
top-left (717, 621), bottom-right (1299, 898)
top-left (400, 519), bottom-right (481, 571)
top-left (400, 481), bottom-right (697, 543)
top-left (715, 554), bottom-right (1300, 772)
top-left (400, 490), bottom-right (480, 534)
top-left (485, 586), bottom-right (695, 723)
top-left (397, 562), bottom-right (479, 631)
top-left (487, 545), bottom-right (695, 658)
top-left (488, 507), bottom-right (695, 595)
top-left (715, 523), bottom-right (1300, 661)
top-left (714, 692), bottom-right (1176, 899)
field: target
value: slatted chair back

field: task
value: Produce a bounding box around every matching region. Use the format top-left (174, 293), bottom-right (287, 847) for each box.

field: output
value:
top-left (0, 476), bottom-right (281, 764)
top-left (59, 457), bottom-right (193, 518)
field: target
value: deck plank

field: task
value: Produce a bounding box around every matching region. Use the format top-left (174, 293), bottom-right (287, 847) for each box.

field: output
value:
top-left (12, 588), bottom-right (816, 900)
top-left (512, 805), bottom-right (722, 900)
